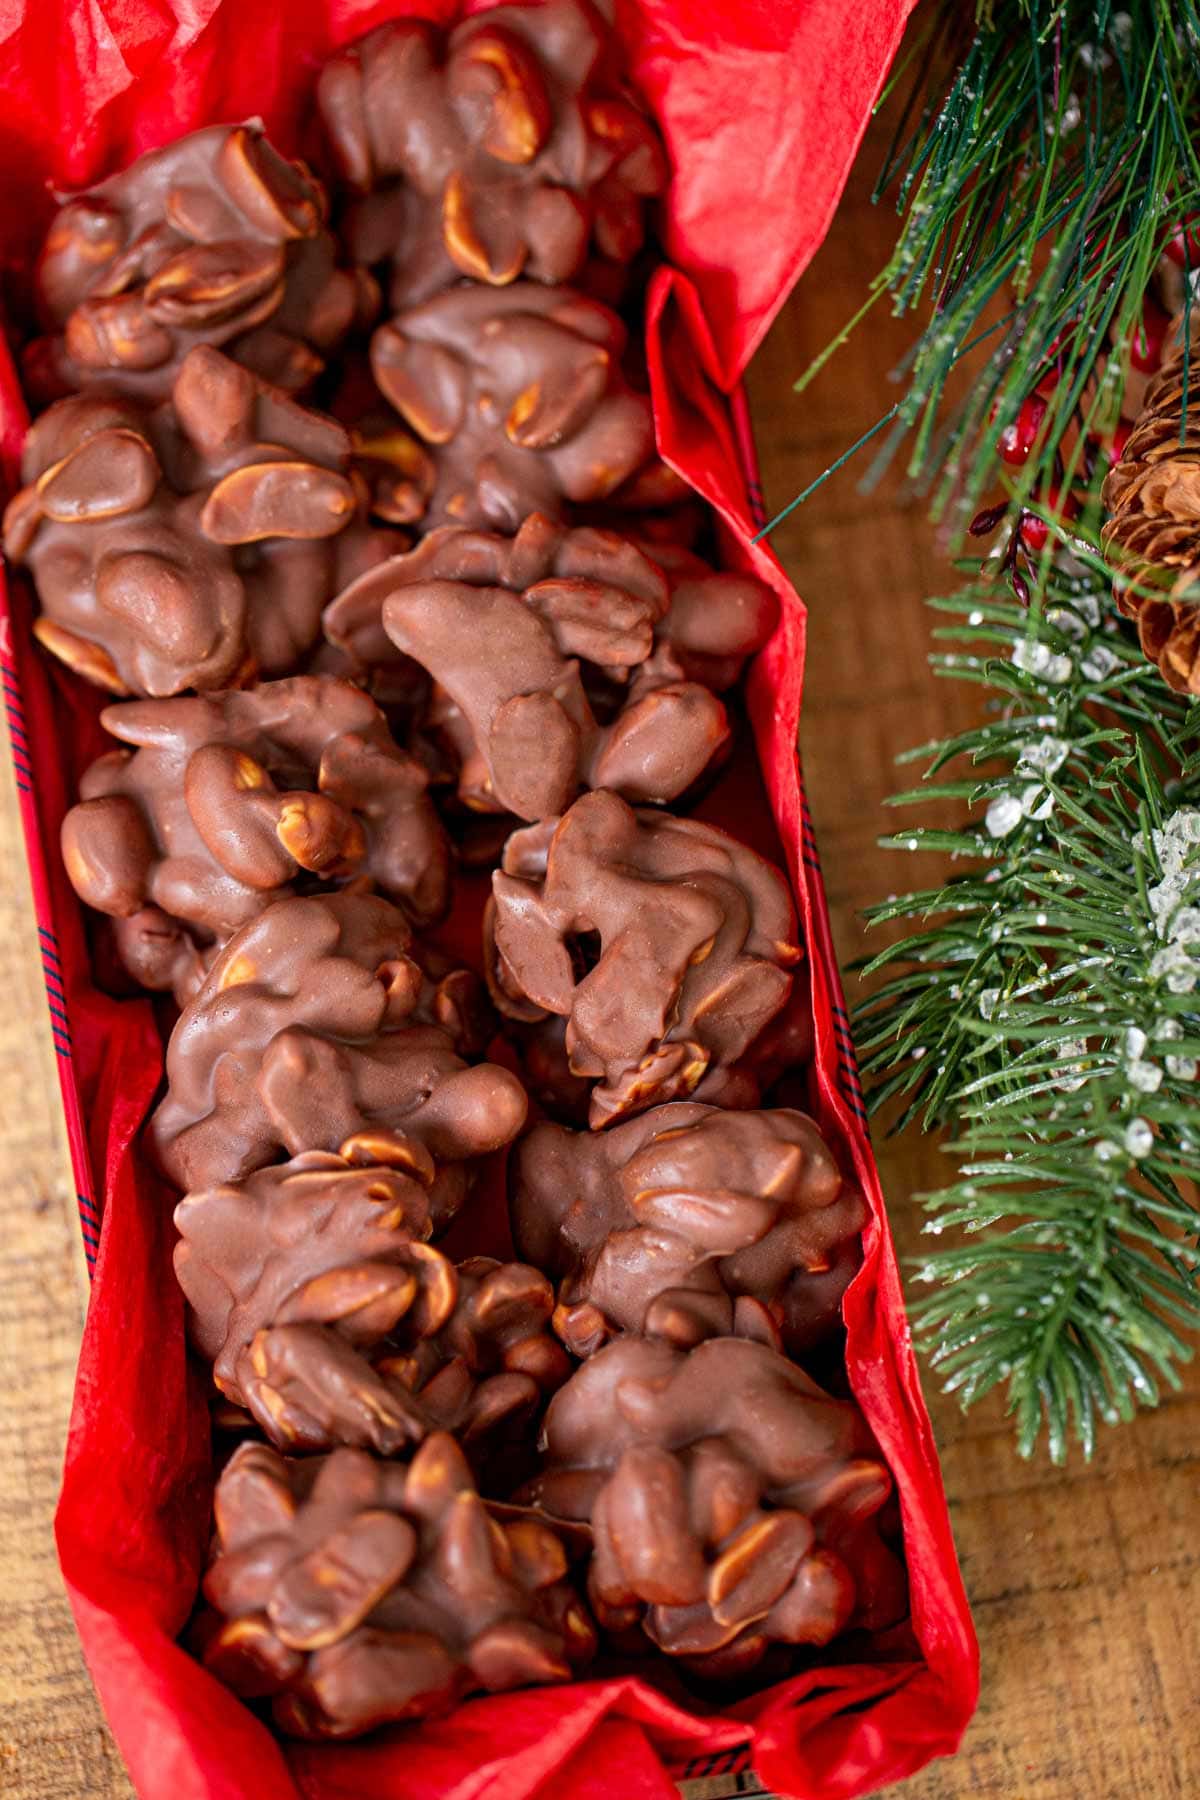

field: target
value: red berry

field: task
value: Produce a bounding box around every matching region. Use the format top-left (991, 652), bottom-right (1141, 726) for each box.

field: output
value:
top-left (997, 425), bottom-right (1020, 463)
top-left (997, 391), bottom-right (1049, 466)
top-left (1107, 420), bottom-right (1131, 465)
top-left (1019, 485), bottom-right (1078, 555)
top-left (1163, 217), bottom-right (1200, 269)
top-left (1130, 296), bottom-right (1171, 373)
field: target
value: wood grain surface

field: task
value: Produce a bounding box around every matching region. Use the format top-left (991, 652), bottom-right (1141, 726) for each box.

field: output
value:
top-left (1, 110), bottom-right (1197, 1800)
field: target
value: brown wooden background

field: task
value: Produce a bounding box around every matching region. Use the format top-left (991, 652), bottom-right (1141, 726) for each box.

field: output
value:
top-left (1, 115), bottom-right (1198, 1800)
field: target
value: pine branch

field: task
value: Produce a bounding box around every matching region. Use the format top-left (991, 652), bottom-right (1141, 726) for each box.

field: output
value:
top-left (855, 538), bottom-right (1200, 1458)
top-left (758, 0), bottom-right (1200, 544)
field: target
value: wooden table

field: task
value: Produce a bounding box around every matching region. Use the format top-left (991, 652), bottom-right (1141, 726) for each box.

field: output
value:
top-left (2, 118), bottom-right (1198, 1800)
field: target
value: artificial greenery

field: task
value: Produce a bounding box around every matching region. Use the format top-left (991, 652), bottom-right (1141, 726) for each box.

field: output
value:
top-left (854, 542), bottom-right (1200, 1459)
top-left (758, 0), bottom-right (1200, 544)
top-left (777, 2), bottom-right (1200, 1455)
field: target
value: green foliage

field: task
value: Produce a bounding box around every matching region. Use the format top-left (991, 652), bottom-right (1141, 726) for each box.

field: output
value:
top-left (857, 542), bottom-right (1200, 1458)
top-left (781, 0), bottom-right (1200, 1458)
top-left (759, 0), bottom-right (1200, 544)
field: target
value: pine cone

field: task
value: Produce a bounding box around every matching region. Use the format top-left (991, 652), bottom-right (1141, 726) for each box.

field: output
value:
top-left (199, 1436), bottom-right (596, 1738)
top-left (1102, 310), bottom-right (1200, 692)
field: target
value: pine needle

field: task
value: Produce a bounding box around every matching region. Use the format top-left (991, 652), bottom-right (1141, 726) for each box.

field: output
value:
top-left (856, 538), bottom-right (1200, 1459)
top-left (770, 0), bottom-right (1200, 538)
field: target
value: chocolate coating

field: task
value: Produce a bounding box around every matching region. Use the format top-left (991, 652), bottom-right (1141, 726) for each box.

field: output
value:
top-left (150, 890), bottom-right (527, 1208)
top-left (201, 1436), bottom-right (595, 1738)
top-left (507, 983), bottom-right (818, 1126)
top-left (4, 347), bottom-right (389, 696)
top-left (523, 1335), bottom-right (903, 1674)
top-left (486, 792), bottom-right (802, 1126)
top-left (175, 1142), bottom-right (566, 1456)
top-left (243, 1253), bottom-right (569, 1459)
top-left (365, 1254), bottom-right (571, 1438)
top-left (368, 283), bottom-right (662, 531)
top-left (318, 0), bottom-right (667, 308)
top-left (512, 1103), bottom-right (866, 1357)
top-left (323, 512), bottom-right (776, 822)
top-left (26, 122), bottom-right (370, 403)
top-left (61, 674), bottom-right (449, 997)
top-left (175, 1142), bottom-right (436, 1388)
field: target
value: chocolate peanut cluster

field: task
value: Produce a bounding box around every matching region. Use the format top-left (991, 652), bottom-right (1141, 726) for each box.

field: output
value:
top-left (236, 1255), bottom-right (566, 1464)
top-left (13, 0), bottom-right (899, 1748)
top-left (201, 1436), bottom-right (595, 1737)
top-left (326, 511), bottom-right (776, 820)
top-left (150, 890), bottom-right (528, 1209)
top-left (175, 1143), bottom-right (445, 1403)
top-left (176, 1137), bottom-right (567, 1456)
top-left (318, 0), bottom-right (667, 308)
top-left (26, 123), bottom-right (368, 403)
top-left (486, 791), bottom-right (802, 1126)
top-left (61, 674), bottom-right (448, 998)
top-left (523, 1336), bottom-right (903, 1677)
top-left (512, 1103), bottom-right (866, 1357)
top-left (368, 282), bottom-right (665, 530)
top-left (3, 347), bottom-right (391, 696)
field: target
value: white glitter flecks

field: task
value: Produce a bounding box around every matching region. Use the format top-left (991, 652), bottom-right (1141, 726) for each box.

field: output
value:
top-left (1150, 944), bottom-right (1200, 995)
top-left (1059, 91), bottom-right (1082, 133)
top-left (1047, 606), bottom-right (1087, 645)
top-left (1168, 906), bottom-right (1200, 945)
top-left (1021, 784), bottom-right (1054, 822)
top-left (1128, 1060), bottom-right (1163, 1095)
top-left (1011, 639), bottom-right (1073, 683)
top-left (1145, 813), bottom-right (1200, 999)
top-left (986, 793), bottom-right (1025, 838)
top-left (1058, 1038), bottom-right (1089, 1091)
top-left (1016, 736), bottom-right (1070, 778)
top-left (1080, 643), bottom-right (1119, 681)
top-left (1109, 11), bottom-right (1133, 52)
top-left (1151, 808), bottom-right (1200, 885)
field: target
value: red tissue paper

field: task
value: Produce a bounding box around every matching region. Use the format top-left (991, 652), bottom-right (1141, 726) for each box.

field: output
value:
top-left (0, 2), bottom-right (979, 1797)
